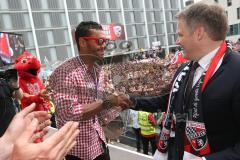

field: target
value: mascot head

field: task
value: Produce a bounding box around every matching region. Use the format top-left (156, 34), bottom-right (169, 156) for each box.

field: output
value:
top-left (14, 51), bottom-right (41, 76)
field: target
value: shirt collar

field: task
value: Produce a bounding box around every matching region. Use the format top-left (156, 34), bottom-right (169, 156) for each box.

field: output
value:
top-left (198, 47), bottom-right (220, 70)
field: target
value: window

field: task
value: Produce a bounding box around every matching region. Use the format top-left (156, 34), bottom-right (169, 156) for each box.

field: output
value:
top-left (228, 23), bottom-right (240, 36)
top-left (225, 11), bottom-right (228, 18)
top-left (238, 24), bottom-right (240, 35)
top-left (233, 24), bottom-right (238, 35)
top-left (237, 8), bottom-right (240, 19)
top-left (227, 0), bottom-right (232, 6)
top-left (185, 1), bottom-right (194, 6)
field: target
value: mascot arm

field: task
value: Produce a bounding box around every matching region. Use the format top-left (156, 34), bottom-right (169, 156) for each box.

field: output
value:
top-left (21, 93), bottom-right (44, 109)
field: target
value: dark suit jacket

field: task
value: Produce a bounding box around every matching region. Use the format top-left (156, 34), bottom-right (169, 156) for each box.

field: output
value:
top-left (133, 50), bottom-right (240, 160)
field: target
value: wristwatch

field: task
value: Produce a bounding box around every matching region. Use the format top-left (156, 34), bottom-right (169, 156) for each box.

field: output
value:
top-left (102, 98), bottom-right (113, 109)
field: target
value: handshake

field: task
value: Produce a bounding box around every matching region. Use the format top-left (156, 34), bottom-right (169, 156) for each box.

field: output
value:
top-left (102, 93), bottom-right (134, 111)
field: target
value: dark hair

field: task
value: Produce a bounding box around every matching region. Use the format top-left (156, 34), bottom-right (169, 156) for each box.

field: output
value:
top-left (75, 21), bottom-right (103, 51)
top-left (176, 2), bottom-right (228, 41)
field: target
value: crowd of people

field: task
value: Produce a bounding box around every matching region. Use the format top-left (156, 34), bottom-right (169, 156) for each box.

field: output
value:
top-left (103, 55), bottom-right (180, 97)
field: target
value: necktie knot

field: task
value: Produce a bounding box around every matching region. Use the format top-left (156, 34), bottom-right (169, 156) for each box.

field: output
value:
top-left (192, 61), bottom-right (199, 71)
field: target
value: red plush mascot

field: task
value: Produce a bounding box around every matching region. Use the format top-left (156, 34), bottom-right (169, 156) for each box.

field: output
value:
top-left (14, 51), bottom-right (53, 142)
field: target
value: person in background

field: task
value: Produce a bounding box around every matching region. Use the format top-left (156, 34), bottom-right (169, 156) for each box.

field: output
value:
top-left (0, 67), bottom-right (23, 137)
top-left (138, 110), bottom-right (157, 155)
top-left (129, 109), bottom-right (141, 152)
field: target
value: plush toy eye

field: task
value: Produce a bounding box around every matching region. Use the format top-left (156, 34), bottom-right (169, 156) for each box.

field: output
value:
top-left (21, 59), bottom-right (27, 63)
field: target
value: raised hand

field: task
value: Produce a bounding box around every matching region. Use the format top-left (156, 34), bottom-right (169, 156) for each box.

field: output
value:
top-left (11, 121), bottom-right (79, 160)
top-left (3, 103), bottom-right (51, 143)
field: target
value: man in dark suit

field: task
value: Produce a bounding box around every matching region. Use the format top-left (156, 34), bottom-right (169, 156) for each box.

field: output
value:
top-left (130, 2), bottom-right (240, 160)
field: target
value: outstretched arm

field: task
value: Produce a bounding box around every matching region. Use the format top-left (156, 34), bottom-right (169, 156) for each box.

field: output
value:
top-left (131, 94), bottom-right (169, 112)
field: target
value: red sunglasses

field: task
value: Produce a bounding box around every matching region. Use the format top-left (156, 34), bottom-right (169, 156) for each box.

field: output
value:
top-left (81, 37), bottom-right (109, 45)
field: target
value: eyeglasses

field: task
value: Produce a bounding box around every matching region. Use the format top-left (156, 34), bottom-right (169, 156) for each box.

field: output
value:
top-left (81, 37), bottom-right (109, 46)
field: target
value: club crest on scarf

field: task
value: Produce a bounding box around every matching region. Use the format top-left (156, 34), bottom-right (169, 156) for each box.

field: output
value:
top-left (185, 121), bottom-right (208, 151)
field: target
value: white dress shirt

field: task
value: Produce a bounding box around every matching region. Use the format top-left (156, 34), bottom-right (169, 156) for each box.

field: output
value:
top-left (192, 47), bottom-right (223, 87)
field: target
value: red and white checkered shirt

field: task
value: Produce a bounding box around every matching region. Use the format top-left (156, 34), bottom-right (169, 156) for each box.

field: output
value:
top-left (48, 56), bottom-right (119, 160)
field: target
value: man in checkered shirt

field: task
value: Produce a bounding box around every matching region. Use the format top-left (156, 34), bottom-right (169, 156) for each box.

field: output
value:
top-left (48, 21), bottom-right (132, 160)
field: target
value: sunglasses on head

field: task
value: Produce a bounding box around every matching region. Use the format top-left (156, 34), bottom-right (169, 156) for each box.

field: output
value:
top-left (81, 37), bottom-right (109, 45)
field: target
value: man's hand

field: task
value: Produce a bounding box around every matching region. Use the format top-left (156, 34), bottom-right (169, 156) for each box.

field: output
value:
top-left (118, 93), bottom-right (134, 110)
top-left (39, 88), bottom-right (53, 101)
top-left (11, 121), bottom-right (79, 160)
top-left (3, 103), bottom-right (51, 143)
top-left (0, 103), bottom-right (51, 160)
top-left (105, 93), bottom-right (133, 110)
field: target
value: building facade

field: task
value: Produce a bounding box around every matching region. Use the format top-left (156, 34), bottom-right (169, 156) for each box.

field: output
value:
top-left (0, 0), bottom-right (183, 64)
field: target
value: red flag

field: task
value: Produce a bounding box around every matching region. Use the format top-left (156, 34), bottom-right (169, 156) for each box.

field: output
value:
top-left (171, 51), bottom-right (187, 64)
top-left (0, 33), bottom-right (12, 57)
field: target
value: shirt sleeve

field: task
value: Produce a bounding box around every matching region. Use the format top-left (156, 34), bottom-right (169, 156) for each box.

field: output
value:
top-left (49, 69), bottom-right (84, 121)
